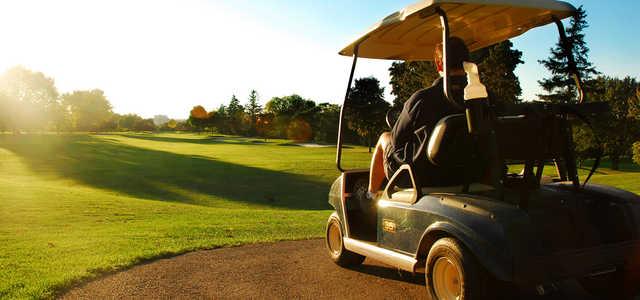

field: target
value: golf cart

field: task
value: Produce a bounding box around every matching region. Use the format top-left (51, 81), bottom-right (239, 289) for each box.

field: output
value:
top-left (325, 0), bottom-right (640, 299)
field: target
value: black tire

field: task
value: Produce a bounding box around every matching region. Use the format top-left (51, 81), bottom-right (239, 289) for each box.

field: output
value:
top-left (425, 238), bottom-right (493, 300)
top-left (325, 213), bottom-right (365, 267)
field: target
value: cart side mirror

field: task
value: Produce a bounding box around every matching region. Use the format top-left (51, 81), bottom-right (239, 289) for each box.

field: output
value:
top-left (383, 164), bottom-right (423, 204)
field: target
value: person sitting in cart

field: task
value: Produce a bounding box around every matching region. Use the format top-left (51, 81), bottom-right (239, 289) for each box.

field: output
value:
top-left (368, 36), bottom-right (470, 195)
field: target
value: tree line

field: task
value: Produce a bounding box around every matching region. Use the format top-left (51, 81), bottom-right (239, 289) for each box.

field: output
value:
top-left (0, 64), bottom-right (379, 148)
top-left (186, 89), bottom-right (374, 146)
top-left (0, 66), bottom-right (167, 133)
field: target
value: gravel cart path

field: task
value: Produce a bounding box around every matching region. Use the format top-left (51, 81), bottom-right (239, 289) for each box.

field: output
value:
top-left (62, 240), bottom-right (427, 299)
top-left (62, 239), bottom-right (599, 299)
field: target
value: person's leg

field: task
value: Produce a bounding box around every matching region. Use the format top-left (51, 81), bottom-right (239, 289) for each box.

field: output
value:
top-left (369, 132), bottom-right (391, 193)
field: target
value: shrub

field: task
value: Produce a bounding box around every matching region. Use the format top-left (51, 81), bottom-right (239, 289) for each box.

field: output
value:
top-left (633, 141), bottom-right (640, 166)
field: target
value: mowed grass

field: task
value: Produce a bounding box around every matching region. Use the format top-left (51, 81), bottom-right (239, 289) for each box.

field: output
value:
top-left (0, 133), bottom-right (370, 299)
top-left (578, 160), bottom-right (640, 194)
top-left (0, 133), bottom-right (638, 299)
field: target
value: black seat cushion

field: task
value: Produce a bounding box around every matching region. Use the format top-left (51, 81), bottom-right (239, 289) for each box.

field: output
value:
top-left (427, 114), bottom-right (474, 167)
top-left (424, 114), bottom-right (483, 186)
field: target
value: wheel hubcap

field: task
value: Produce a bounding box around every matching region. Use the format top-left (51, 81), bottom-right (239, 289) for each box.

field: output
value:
top-left (327, 222), bottom-right (342, 255)
top-left (433, 257), bottom-right (462, 300)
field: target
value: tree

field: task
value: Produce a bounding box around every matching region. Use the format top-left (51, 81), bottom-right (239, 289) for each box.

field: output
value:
top-left (256, 112), bottom-right (275, 141)
top-left (312, 103), bottom-right (341, 144)
top-left (389, 61), bottom-right (439, 107)
top-left (573, 123), bottom-right (599, 166)
top-left (345, 77), bottom-right (391, 152)
top-left (118, 114), bottom-right (141, 131)
top-left (264, 94), bottom-right (316, 116)
top-left (133, 118), bottom-right (156, 131)
top-left (583, 76), bottom-right (639, 170)
top-left (633, 142), bottom-right (640, 166)
top-left (116, 114), bottom-right (156, 132)
top-left (188, 105), bottom-right (209, 132)
top-left (389, 41), bottom-right (523, 107)
top-left (287, 118), bottom-right (313, 142)
top-left (538, 6), bottom-right (598, 103)
top-left (0, 92), bottom-right (11, 132)
top-left (226, 95), bottom-right (246, 135)
top-left (214, 104), bottom-right (231, 134)
top-left (630, 86), bottom-right (640, 121)
top-left (227, 95), bottom-right (243, 115)
top-left (205, 110), bottom-right (218, 133)
top-left (174, 120), bottom-right (193, 131)
top-left (47, 101), bottom-right (71, 132)
top-left (0, 66), bottom-right (61, 132)
top-left (153, 115), bottom-right (170, 126)
top-left (264, 94), bottom-right (316, 138)
top-left (62, 89), bottom-right (113, 132)
top-left (161, 119), bottom-right (178, 131)
top-left (474, 40), bottom-right (524, 104)
top-left (245, 90), bottom-right (262, 136)
top-left (98, 113), bottom-right (120, 132)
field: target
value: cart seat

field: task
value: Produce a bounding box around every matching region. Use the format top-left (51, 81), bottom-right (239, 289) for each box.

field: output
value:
top-left (424, 110), bottom-right (568, 195)
top-left (427, 114), bottom-right (472, 168)
top-left (425, 114), bottom-right (485, 188)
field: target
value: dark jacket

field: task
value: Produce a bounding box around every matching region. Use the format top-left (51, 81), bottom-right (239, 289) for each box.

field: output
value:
top-left (386, 76), bottom-right (466, 185)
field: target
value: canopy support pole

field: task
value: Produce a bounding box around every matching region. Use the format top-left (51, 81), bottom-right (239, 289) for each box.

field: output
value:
top-left (553, 17), bottom-right (582, 189)
top-left (435, 8), bottom-right (453, 107)
top-left (553, 17), bottom-right (585, 104)
top-left (336, 44), bottom-right (361, 172)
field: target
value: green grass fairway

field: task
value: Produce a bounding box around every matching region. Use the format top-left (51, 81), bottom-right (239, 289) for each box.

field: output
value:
top-left (0, 133), bottom-right (638, 299)
top-left (0, 133), bottom-right (370, 299)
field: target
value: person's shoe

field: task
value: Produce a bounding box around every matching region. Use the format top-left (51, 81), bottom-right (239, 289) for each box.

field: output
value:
top-left (352, 178), bottom-right (368, 203)
top-left (367, 190), bottom-right (383, 201)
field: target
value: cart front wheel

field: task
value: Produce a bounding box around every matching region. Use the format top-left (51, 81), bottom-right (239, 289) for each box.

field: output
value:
top-left (325, 213), bottom-right (365, 267)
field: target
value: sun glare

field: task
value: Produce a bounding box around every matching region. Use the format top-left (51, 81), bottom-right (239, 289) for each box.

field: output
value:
top-left (0, 0), bottom-right (391, 119)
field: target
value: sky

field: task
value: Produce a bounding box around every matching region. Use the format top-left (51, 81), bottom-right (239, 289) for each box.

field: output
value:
top-left (0, 0), bottom-right (638, 119)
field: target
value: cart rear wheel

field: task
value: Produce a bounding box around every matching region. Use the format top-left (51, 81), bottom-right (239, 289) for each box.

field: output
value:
top-left (432, 257), bottom-right (462, 299)
top-left (426, 238), bottom-right (491, 300)
top-left (325, 213), bottom-right (365, 267)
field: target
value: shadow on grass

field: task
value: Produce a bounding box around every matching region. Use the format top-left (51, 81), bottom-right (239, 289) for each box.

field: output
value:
top-left (0, 134), bottom-right (330, 210)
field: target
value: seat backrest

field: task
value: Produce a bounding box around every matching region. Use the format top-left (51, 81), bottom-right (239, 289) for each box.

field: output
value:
top-left (426, 113), bottom-right (486, 187)
top-left (427, 114), bottom-right (474, 167)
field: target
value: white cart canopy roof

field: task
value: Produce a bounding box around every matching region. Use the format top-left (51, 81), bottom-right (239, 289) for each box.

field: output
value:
top-left (339, 0), bottom-right (576, 61)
